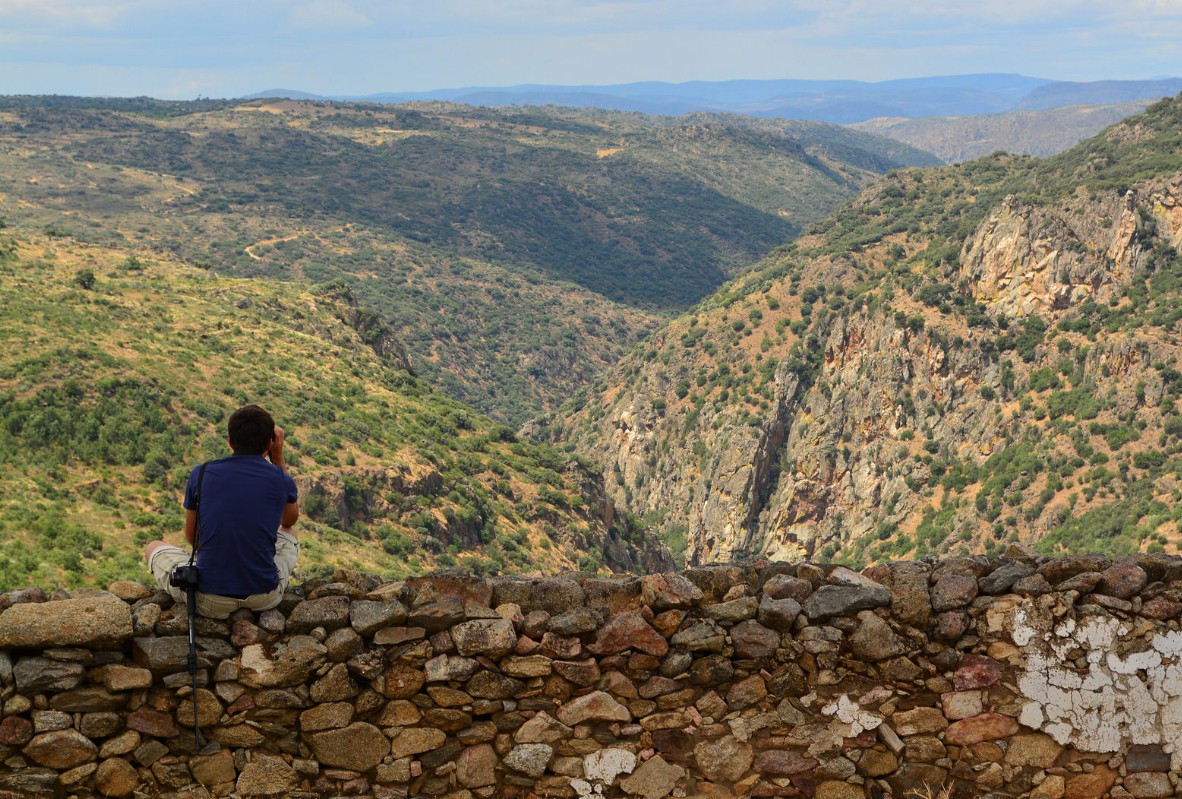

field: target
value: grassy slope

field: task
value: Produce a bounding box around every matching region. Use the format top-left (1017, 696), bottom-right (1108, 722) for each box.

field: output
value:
top-left (0, 96), bottom-right (936, 423)
top-left (0, 233), bottom-right (666, 590)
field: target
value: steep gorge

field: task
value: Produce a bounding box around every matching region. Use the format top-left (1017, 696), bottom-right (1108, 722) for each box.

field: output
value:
top-left (547, 96), bottom-right (1182, 567)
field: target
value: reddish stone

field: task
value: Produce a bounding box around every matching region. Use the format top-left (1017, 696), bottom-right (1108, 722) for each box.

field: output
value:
top-left (520, 610), bottom-right (549, 638)
top-left (628, 653), bottom-right (662, 672)
top-left (231, 619), bottom-right (266, 647)
top-left (555, 691), bottom-right (631, 725)
top-left (752, 750), bottom-right (818, 776)
top-left (931, 574), bottom-right (978, 611)
top-left (943, 713), bottom-right (1018, 745)
top-left (650, 729), bottom-right (696, 764)
top-left (0, 716), bottom-right (33, 746)
top-left (639, 676), bottom-right (683, 699)
top-left (1097, 562), bottom-right (1148, 599)
top-left (226, 694), bottom-right (256, 714)
top-left (1141, 597), bottom-right (1182, 620)
top-left (381, 662), bottom-right (426, 699)
top-left (456, 743), bottom-right (498, 789)
top-left (726, 674), bottom-right (768, 709)
top-left (790, 774), bottom-right (817, 798)
top-left (22, 729), bottom-right (97, 770)
top-left (641, 573), bottom-right (703, 610)
top-left (763, 575), bottom-right (813, 602)
top-left (587, 611), bottom-right (669, 657)
top-left (933, 611), bottom-right (970, 641)
top-left (553, 658), bottom-right (600, 687)
top-left (515, 635), bottom-right (540, 655)
top-left (1123, 772), bottom-right (1173, 799)
top-left (126, 707), bottom-right (178, 738)
top-left (407, 573), bottom-right (493, 608)
top-left (651, 609), bottom-right (686, 638)
top-left (1064, 765), bottom-right (1117, 799)
top-left (953, 653), bottom-right (1004, 690)
top-left (845, 730), bottom-right (878, 749)
top-left (538, 633), bottom-right (581, 659)
top-left (731, 620), bottom-right (780, 659)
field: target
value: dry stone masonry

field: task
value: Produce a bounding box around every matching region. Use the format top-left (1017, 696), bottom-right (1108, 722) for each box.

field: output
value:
top-left (2, 549), bottom-right (1182, 798)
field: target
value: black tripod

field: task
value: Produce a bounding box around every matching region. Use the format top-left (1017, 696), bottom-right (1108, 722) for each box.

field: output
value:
top-left (172, 460), bottom-right (211, 750)
top-left (182, 575), bottom-right (207, 749)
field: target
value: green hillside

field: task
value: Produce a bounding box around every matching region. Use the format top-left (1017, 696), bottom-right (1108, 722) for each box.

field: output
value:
top-left (0, 96), bottom-right (937, 422)
top-left (550, 94), bottom-right (1182, 566)
top-left (0, 232), bottom-right (669, 590)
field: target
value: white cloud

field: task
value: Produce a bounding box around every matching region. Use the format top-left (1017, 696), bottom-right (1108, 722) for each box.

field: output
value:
top-left (288, 0), bottom-right (372, 31)
top-left (0, 0), bottom-right (142, 30)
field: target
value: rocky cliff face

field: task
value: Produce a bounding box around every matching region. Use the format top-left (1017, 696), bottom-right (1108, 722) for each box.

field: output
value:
top-left (957, 192), bottom-right (1143, 316)
top-left (550, 155), bottom-right (1182, 566)
top-left (956, 179), bottom-right (1182, 318)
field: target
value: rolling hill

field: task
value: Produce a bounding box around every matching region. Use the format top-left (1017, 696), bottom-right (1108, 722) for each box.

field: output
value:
top-left (0, 96), bottom-right (936, 423)
top-left (0, 231), bottom-right (671, 589)
top-left (850, 101), bottom-right (1152, 163)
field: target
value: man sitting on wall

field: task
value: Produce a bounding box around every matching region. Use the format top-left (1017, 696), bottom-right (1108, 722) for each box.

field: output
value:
top-left (144, 404), bottom-right (300, 618)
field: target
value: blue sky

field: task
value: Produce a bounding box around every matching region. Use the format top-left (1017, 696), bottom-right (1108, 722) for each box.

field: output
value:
top-left (0, 0), bottom-right (1179, 99)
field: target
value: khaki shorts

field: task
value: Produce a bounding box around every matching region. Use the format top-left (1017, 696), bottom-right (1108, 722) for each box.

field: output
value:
top-left (148, 530), bottom-right (299, 619)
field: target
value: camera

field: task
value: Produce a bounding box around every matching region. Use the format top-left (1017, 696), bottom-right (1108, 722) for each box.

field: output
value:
top-left (170, 563), bottom-right (199, 591)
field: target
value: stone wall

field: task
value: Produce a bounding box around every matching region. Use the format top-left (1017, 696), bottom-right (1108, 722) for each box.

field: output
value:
top-left (2, 550), bottom-right (1182, 799)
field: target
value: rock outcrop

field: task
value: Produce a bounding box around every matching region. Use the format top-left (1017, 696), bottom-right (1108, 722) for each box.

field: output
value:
top-left (556, 172), bottom-right (1182, 567)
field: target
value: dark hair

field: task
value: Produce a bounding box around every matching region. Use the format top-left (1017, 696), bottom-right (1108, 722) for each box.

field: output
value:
top-left (227, 405), bottom-right (275, 456)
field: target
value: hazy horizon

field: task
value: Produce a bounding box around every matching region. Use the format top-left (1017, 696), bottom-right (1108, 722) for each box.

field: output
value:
top-left (1, 1), bottom-right (1180, 100)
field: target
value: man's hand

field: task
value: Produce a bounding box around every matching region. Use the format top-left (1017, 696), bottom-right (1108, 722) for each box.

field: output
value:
top-left (269, 425), bottom-right (287, 469)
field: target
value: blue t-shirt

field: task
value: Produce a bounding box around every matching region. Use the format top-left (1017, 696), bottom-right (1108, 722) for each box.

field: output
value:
top-left (183, 455), bottom-right (298, 597)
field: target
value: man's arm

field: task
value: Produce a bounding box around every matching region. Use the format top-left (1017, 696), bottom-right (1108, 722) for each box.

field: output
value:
top-left (269, 425), bottom-right (289, 472)
top-left (270, 424), bottom-right (301, 532)
top-left (184, 508), bottom-right (198, 547)
top-left (281, 502), bottom-right (300, 528)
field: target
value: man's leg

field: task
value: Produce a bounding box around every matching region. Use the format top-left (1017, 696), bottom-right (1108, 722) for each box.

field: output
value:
top-left (144, 541), bottom-right (190, 604)
top-left (274, 527), bottom-right (299, 590)
top-left (144, 540), bottom-right (171, 563)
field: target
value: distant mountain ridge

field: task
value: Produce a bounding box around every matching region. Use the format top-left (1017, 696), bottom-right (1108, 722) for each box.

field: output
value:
top-left (246, 74), bottom-right (1180, 124)
top-left (851, 101), bottom-right (1153, 163)
top-left (1018, 78), bottom-right (1182, 110)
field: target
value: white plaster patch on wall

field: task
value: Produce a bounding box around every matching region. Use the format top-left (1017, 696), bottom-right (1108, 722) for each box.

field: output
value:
top-left (1011, 604), bottom-right (1182, 769)
top-left (821, 693), bottom-right (884, 737)
top-left (574, 749), bottom-right (638, 796)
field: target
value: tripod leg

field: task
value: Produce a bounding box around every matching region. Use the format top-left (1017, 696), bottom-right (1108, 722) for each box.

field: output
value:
top-left (185, 585), bottom-right (207, 749)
